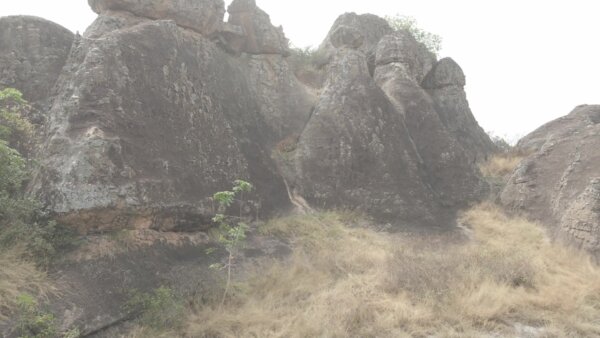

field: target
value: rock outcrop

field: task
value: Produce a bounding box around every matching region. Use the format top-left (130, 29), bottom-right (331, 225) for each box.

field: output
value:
top-left (501, 105), bottom-right (600, 256)
top-left (423, 58), bottom-right (497, 163)
top-left (0, 3), bottom-right (495, 233)
top-left (30, 3), bottom-right (292, 233)
top-left (320, 13), bottom-right (393, 75)
top-left (88, 0), bottom-right (226, 36)
top-left (374, 32), bottom-right (487, 209)
top-left (291, 47), bottom-right (442, 225)
top-left (0, 16), bottom-right (74, 106)
top-left (227, 0), bottom-right (289, 56)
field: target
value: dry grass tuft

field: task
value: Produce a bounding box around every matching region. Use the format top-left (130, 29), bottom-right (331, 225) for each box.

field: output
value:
top-left (480, 153), bottom-right (525, 178)
top-left (183, 204), bottom-right (600, 337)
top-left (0, 249), bottom-right (55, 323)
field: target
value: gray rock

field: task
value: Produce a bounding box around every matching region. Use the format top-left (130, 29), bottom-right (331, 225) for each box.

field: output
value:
top-left (243, 54), bottom-right (316, 143)
top-left (329, 25), bottom-right (364, 49)
top-left (374, 34), bottom-right (487, 210)
top-left (0, 16), bottom-right (74, 104)
top-left (501, 105), bottom-right (600, 257)
top-left (375, 30), bottom-right (436, 84)
top-left (291, 47), bottom-right (443, 226)
top-left (227, 0), bottom-right (289, 56)
top-left (320, 13), bottom-right (393, 74)
top-left (424, 58), bottom-right (497, 163)
top-left (30, 18), bottom-right (290, 233)
top-left (88, 0), bottom-right (226, 36)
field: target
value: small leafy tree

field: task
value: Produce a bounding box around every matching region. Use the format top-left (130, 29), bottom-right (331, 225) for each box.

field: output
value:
top-left (209, 180), bottom-right (254, 308)
top-left (0, 88), bottom-right (77, 266)
top-left (385, 15), bottom-right (442, 56)
top-left (15, 293), bottom-right (58, 338)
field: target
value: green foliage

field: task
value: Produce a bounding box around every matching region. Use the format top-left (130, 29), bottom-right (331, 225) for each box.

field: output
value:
top-left (124, 287), bottom-right (184, 330)
top-left (0, 88), bottom-right (32, 143)
top-left (0, 88), bottom-right (78, 267)
top-left (15, 293), bottom-right (58, 338)
top-left (385, 15), bottom-right (442, 55)
top-left (288, 46), bottom-right (329, 71)
top-left (209, 180), bottom-right (254, 307)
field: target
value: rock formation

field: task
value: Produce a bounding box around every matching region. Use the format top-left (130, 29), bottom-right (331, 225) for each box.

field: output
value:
top-left (0, 1), bottom-right (501, 333)
top-left (423, 58), bottom-right (497, 163)
top-left (0, 2), bottom-right (494, 233)
top-left (88, 0), bottom-right (226, 36)
top-left (501, 105), bottom-right (600, 256)
top-left (0, 16), bottom-right (74, 107)
top-left (374, 32), bottom-right (487, 209)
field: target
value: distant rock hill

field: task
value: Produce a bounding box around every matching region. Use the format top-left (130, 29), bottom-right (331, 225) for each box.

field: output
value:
top-left (502, 105), bottom-right (600, 257)
top-left (1, 0), bottom-right (496, 235)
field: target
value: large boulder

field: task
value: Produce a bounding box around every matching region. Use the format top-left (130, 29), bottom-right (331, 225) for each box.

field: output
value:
top-left (289, 46), bottom-right (444, 226)
top-left (88, 0), bottom-right (226, 36)
top-left (227, 0), bottom-right (289, 56)
top-left (30, 17), bottom-right (290, 233)
top-left (375, 30), bottom-right (436, 84)
top-left (243, 54), bottom-right (316, 143)
top-left (423, 58), bottom-right (497, 162)
top-left (501, 105), bottom-right (600, 256)
top-left (374, 32), bottom-right (487, 209)
top-left (320, 13), bottom-right (393, 74)
top-left (0, 16), bottom-right (74, 105)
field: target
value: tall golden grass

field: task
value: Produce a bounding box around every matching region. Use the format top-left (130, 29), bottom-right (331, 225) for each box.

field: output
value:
top-left (184, 205), bottom-right (600, 337)
top-left (480, 153), bottom-right (525, 178)
top-left (0, 250), bottom-right (55, 323)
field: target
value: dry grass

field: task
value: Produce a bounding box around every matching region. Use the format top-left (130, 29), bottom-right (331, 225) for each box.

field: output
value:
top-left (480, 153), bottom-right (525, 178)
top-left (180, 205), bottom-right (600, 337)
top-left (0, 249), bottom-right (55, 323)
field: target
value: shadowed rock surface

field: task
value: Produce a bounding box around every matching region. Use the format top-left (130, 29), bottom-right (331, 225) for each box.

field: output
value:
top-left (292, 47), bottom-right (443, 226)
top-left (501, 105), bottom-right (600, 256)
top-left (374, 32), bottom-right (487, 210)
top-left (30, 15), bottom-right (292, 233)
top-left (423, 58), bottom-right (497, 163)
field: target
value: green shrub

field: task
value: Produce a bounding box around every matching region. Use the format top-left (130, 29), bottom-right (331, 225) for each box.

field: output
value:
top-left (0, 88), bottom-right (78, 267)
top-left (385, 15), bottom-right (442, 55)
top-left (124, 287), bottom-right (184, 330)
top-left (288, 46), bottom-right (329, 71)
top-left (15, 293), bottom-right (58, 338)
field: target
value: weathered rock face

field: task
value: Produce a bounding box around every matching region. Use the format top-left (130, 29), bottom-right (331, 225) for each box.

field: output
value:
top-left (2, 5), bottom-right (495, 233)
top-left (320, 13), bottom-right (393, 74)
top-left (31, 13), bottom-right (291, 233)
top-left (501, 105), bottom-right (600, 256)
top-left (88, 0), bottom-right (226, 36)
top-left (423, 58), bottom-right (497, 163)
top-left (227, 0), bottom-right (289, 56)
top-left (291, 47), bottom-right (442, 225)
top-left (0, 16), bottom-right (74, 105)
top-left (374, 32), bottom-right (487, 208)
top-left (243, 54), bottom-right (316, 143)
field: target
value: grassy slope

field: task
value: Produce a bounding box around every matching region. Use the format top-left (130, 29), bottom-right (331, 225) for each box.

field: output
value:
top-left (179, 205), bottom-right (600, 338)
top-left (0, 249), bottom-right (55, 323)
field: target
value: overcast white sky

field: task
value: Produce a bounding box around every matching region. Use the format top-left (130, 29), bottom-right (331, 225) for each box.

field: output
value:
top-left (2, 0), bottom-right (599, 143)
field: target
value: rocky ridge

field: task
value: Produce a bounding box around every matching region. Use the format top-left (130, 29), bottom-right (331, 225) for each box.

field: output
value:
top-left (501, 105), bottom-right (600, 256)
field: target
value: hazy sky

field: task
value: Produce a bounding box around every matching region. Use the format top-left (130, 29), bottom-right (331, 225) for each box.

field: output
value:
top-left (2, 0), bottom-right (599, 142)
